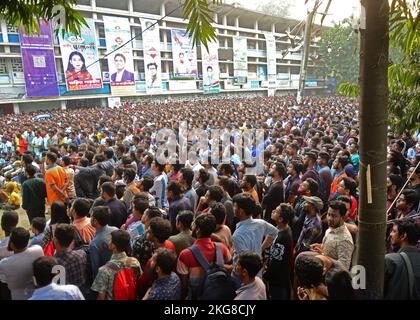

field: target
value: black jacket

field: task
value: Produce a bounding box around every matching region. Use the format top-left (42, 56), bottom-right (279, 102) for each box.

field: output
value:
top-left (74, 165), bottom-right (105, 199)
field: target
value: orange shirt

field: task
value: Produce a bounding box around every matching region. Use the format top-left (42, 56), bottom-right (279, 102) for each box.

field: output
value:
top-left (45, 165), bottom-right (68, 205)
top-left (247, 188), bottom-right (260, 204)
top-left (330, 171), bottom-right (348, 199)
top-left (73, 217), bottom-right (96, 244)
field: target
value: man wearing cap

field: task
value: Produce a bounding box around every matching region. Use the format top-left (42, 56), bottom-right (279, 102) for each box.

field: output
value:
top-left (294, 195), bottom-right (323, 256)
top-left (310, 200), bottom-right (354, 270)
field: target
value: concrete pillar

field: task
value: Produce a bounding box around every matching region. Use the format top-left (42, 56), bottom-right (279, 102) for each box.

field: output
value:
top-left (13, 103), bottom-right (19, 114)
top-left (223, 15), bottom-right (227, 26)
top-left (160, 2), bottom-right (166, 16)
top-left (60, 100), bottom-right (66, 110)
top-left (272, 23), bottom-right (276, 33)
top-left (163, 30), bottom-right (167, 50)
top-left (1, 20), bottom-right (8, 43)
top-left (254, 20), bottom-right (258, 31)
top-left (91, 0), bottom-right (97, 19)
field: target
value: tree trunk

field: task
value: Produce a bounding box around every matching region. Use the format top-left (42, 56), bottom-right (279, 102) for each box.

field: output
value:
top-left (355, 0), bottom-right (389, 299)
top-left (298, 9), bottom-right (315, 101)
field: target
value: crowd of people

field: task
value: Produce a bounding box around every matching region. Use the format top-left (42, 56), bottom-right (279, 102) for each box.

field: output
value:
top-left (0, 95), bottom-right (419, 300)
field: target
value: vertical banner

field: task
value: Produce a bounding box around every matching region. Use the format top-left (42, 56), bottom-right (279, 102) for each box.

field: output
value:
top-left (233, 36), bottom-right (248, 84)
top-left (141, 19), bottom-right (162, 94)
top-left (201, 41), bottom-right (220, 94)
top-left (103, 16), bottom-right (136, 96)
top-left (171, 29), bottom-right (198, 79)
top-left (19, 21), bottom-right (59, 97)
top-left (59, 18), bottom-right (103, 91)
top-left (265, 33), bottom-right (277, 95)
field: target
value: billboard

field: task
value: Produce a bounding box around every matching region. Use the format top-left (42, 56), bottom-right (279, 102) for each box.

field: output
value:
top-left (171, 29), bottom-right (198, 79)
top-left (19, 21), bottom-right (59, 97)
top-left (58, 18), bottom-right (103, 91)
top-left (141, 19), bottom-right (162, 94)
top-left (103, 16), bottom-right (136, 96)
top-left (201, 40), bottom-right (220, 94)
top-left (233, 36), bottom-right (248, 79)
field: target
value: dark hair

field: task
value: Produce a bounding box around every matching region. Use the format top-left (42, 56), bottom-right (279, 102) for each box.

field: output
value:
top-left (238, 252), bottom-right (262, 278)
top-left (46, 152), bottom-right (58, 164)
top-left (219, 163), bottom-right (234, 175)
top-left (1, 210), bottom-right (19, 234)
top-left (155, 249), bottom-right (177, 275)
top-left (25, 164), bottom-right (37, 177)
top-left (295, 254), bottom-right (324, 288)
top-left (289, 160), bottom-right (304, 175)
top-left (232, 193), bottom-right (256, 217)
top-left (91, 206), bottom-right (111, 226)
top-left (31, 217), bottom-right (46, 233)
top-left (318, 151), bottom-right (330, 162)
top-left (144, 207), bottom-right (163, 220)
top-left (207, 185), bottom-right (224, 202)
top-left (272, 162), bottom-right (286, 178)
top-left (337, 195), bottom-right (352, 206)
top-left (328, 200), bottom-right (348, 217)
top-left (340, 177), bottom-right (357, 197)
top-left (111, 230), bottom-right (130, 252)
top-left (180, 168), bottom-right (194, 187)
top-left (401, 189), bottom-right (419, 209)
top-left (33, 256), bottom-right (58, 287)
top-left (149, 217), bottom-right (172, 244)
top-left (123, 168), bottom-right (137, 184)
top-left (218, 176), bottom-right (235, 198)
top-left (61, 156), bottom-right (71, 166)
top-left (101, 182), bottom-right (116, 198)
top-left (50, 201), bottom-right (70, 224)
top-left (22, 153), bottom-right (33, 165)
top-left (153, 158), bottom-right (166, 172)
top-left (72, 198), bottom-right (91, 218)
top-left (98, 175), bottom-right (113, 188)
top-left (336, 156), bottom-right (349, 169)
top-left (147, 62), bottom-right (158, 69)
top-left (305, 178), bottom-right (319, 196)
top-left (243, 175), bottom-right (257, 188)
top-left (10, 227), bottom-right (30, 250)
top-left (167, 181), bottom-right (183, 197)
top-left (388, 174), bottom-right (404, 192)
top-left (133, 198), bottom-right (149, 215)
top-left (210, 202), bottom-right (227, 225)
top-left (54, 224), bottom-right (75, 247)
top-left (141, 176), bottom-right (154, 192)
top-left (67, 51), bottom-right (87, 72)
top-left (114, 53), bottom-right (126, 63)
top-left (325, 269), bottom-right (355, 300)
top-left (394, 219), bottom-right (420, 245)
top-left (198, 168), bottom-right (210, 184)
top-left (278, 203), bottom-right (295, 225)
top-left (305, 152), bottom-right (317, 163)
top-left (176, 210), bottom-right (194, 229)
top-left (194, 214), bottom-right (216, 238)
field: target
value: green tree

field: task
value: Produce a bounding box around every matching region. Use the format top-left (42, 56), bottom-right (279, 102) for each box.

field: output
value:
top-left (314, 19), bottom-right (359, 87)
top-left (1, 0), bottom-right (86, 35)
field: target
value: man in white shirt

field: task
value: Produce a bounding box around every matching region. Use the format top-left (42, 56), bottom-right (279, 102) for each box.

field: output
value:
top-left (0, 227), bottom-right (44, 300)
top-left (29, 256), bottom-right (85, 300)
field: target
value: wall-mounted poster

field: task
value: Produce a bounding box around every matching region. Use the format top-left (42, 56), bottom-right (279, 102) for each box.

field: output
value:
top-left (201, 40), bottom-right (220, 94)
top-left (171, 29), bottom-right (198, 79)
top-left (141, 19), bottom-right (162, 94)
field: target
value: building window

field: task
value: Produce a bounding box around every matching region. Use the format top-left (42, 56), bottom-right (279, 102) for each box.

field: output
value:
top-left (7, 24), bottom-right (18, 33)
top-left (11, 58), bottom-right (23, 72)
top-left (0, 58), bottom-right (7, 74)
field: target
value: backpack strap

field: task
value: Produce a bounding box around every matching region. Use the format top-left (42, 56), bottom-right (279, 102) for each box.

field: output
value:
top-left (214, 242), bottom-right (224, 267)
top-left (189, 245), bottom-right (211, 271)
top-left (400, 252), bottom-right (415, 299)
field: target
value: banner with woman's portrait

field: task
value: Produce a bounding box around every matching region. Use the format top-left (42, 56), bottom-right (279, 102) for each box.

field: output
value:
top-left (103, 16), bottom-right (136, 96)
top-left (58, 18), bottom-right (103, 91)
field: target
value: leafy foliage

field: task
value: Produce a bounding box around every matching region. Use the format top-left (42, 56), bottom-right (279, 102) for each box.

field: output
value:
top-left (183, 0), bottom-right (223, 51)
top-left (314, 19), bottom-right (360, 87)
top-left (256, 0), bottom-right (293, 17)
top-left (0, 0), bottom-right (87, 36)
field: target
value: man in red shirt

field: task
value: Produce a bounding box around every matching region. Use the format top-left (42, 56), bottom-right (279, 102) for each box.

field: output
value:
top-left (177, 214), bottom-right (232, 299)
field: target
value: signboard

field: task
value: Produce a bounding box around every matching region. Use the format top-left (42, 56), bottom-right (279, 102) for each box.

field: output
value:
top-left (233, 36), bottom-right (247, 79)
top-left (58, 18), bottom-right (103, 91)
top-left (141, 19), bottom-right (162, 94)
top-left (103, 16), bottom-right (136, 96)
top-left (19, 21), bottom-right (59, 97)
top-left (171, 29), bottom-right (198, 79)
top-left (108, 97), bottom-right (121, 108)
top-left (201, 40), bottom-right (220, 94)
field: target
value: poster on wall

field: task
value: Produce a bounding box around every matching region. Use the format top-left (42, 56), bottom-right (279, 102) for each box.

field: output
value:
top-left (171, 29), bottom-right (198, 79)
top-left (201, 40), bottom-right (220, 94)
top-left (19, 21), bottom-right (59, 97)
top-left (108, 97), bottom-right (121, 108)
top-left (58, 18), bottom-right (103, 91)
top-left (141, 18), bottom-right (162, 94)
top-left (103, 16), bottom-right (136, 96)
top-left (233, 36), bottom-right (248, 84)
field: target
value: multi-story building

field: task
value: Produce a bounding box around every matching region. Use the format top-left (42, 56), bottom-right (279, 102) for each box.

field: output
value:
top-left (0, 0), bottom-right (326, 114)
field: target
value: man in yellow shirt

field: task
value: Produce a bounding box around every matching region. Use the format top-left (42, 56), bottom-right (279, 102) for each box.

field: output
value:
top-left (0, 184), bottom-right (21, 210)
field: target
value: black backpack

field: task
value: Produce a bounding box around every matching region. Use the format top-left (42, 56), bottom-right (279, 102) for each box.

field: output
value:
top-left (131, 232), bottom-right (155, 270)
top-left (189, 243), bottom-right (237, 300)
